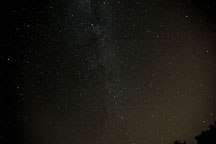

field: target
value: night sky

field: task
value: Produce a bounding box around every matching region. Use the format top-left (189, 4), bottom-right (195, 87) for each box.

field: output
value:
top-left (1, 0), bottom-right (216, 144)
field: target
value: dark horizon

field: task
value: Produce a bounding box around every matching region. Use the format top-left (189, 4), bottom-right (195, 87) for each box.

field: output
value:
top-left (1, 0), bottom-right (216, 144)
